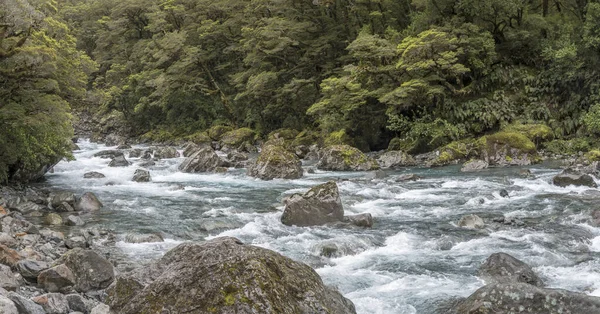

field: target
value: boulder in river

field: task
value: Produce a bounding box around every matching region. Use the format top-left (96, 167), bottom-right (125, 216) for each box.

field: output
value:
top-left (281, 181), bottom-right (344, 227)
top-left (131, 169), bottom-right (151, 182)
top-left (75, 192), bottom-right (103, 211)
top-left (377, 151), bottom-right (417, 168)
top-left (124, 233), bottom-right (164, 244)
top-left (179, 147), bottom-right (225, 173)
top-left (106, 237), bottom-right (356, 314)
top-left (553, 168), bottom-right (598, 188)
top-left (343, 213), bottom-right (374, 228)
top-left (318, 145), bottom-right (379, 171)
top-left (460, 159), bottom-right (488, 172)
top-left (83, 171), bottom-right (105, 179)
top-left (248, 145), bottom-right (303, 180)
top-left (108, 155), bottom-right (130, 167)
top-left (65, 215), bottom-right (85, 226)
top-left (153, 146), bottom-right (180, 159)
top-left (478, 252), bottom-right (543, 287)
top-left (93, 150), bottom-right (123, 159)
top-left (457, 214), bottom-right (485, 229)
top-left (44, 213), bottom-right (63, 225)
top-left (57, 248), bottom-right (115, 292)
top-left (455, 282), bottom-right (600, 314)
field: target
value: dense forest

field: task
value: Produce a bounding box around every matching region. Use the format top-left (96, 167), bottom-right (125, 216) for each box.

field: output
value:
top-left (2, 0), bottom-right (600, 182)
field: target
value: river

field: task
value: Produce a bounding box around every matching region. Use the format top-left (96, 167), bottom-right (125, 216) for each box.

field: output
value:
top-left (41, 139), bottom-right (600, 314)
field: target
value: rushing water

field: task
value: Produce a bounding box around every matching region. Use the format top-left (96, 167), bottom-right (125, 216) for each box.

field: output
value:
top-left (41, 139), bottom-right (600, 314)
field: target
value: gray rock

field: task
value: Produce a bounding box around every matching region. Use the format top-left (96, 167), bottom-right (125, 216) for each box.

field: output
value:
top-left (460, 159), bottom-right (489, 172)
top-left (65, 215), bottom-right (85, 227)
top-left (104, 134), bottom-right (127, 146)
top-left (591, 209), bottom-right (600, 227)
top-left (248, 145), bottom-right (303, 180)
top-left (365, 170), bottom-right (387, 180)
top-left (0, 233), bottom-right (17, 248)
top-left (75, 193), bottom-right (103, 212)
top-left (457, 214), bottom-right (485, 229)
top-left (106, 237), bottom-right (356, 314)
top-left (90, 303), bottom-right (110, 314)
top-left (131, 169), bottom-right (151, 182)
top-left (66, 294), bottom-right (90, 313)
top-left (108, 155), bottom-right (130, 167)
top-left (153, 147), bottom-right (179, 159)
top-left (92, 150), bottom-right (123, 159)
top-left (478, 252), bottom-right (543, 287)
top-left (281, 181), bottom-right (344, 227)
top-left (179, 147), bottom-right (225, 173)
top-left (16, 260), bottom-right (49, 281)
top-left (317, 145), bottom-right (379, 171)
top-left (7, 292), bottom-right (45, 314)
top-left (499, 189), bottom-right (509, 198)
top-left (343, 213), bottom-right (374, 228)
top-left (455, 282), bottom-right (600, 314)
top-left (32, 293), bottom-right (69, 314)
top-left (0, 264), bottom-right (19, 291)
top-left (58, 249), bottom-right (114, 292)
top-left (553, 168), bottom-right (598, 188)
top-left (182, 142), bottom-right (201, 157)
top-left (38, 264), bottom-right (76, 292)
top-left (395, 173), bottom-right (421, 182)
top-left (137, 160), bottom-right (155, 168)
top-left (227, 151), bottom-right (249, 163)
top-left (377, 151), bottom-right (417, 168)
top-left (128, 149), bottom-right (146, 158)
top-left (44, 213), bottom-right (63, 225)
top-left (0, 295), bottom-right (18, 314)
top-left (56, 202), bottom-right (75, 212)
top-left (49, 192), bottom-right (76, 208)
top-left (83, 172), bottom-right (105, 179)
top-left (124, 233), bottom-right (163, 244)
top-left (65, 236), bottom-right (88, 249)
top-left (13, 202), bottom-right (44, 215)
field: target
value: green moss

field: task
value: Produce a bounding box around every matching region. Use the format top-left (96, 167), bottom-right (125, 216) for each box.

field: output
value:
top-left (291, 130), bottom-right (320, 147)
top-left (267, 128), bottom-right (299, 140)
top-left (221, 128), bottom-right (256, 146)
top-left (184, 131), bottom-right (211, 144)
top-left (485, 132), bottom-right (536, 153)
top-left (505, 155), bottom-right (513, 162)
top-left (140, 129), bottom-right (178, 142)
top-left (387, 137), bottom-right (404, 151)
top-left (430, 138), bottom-right (483, 166)
top-left (586, 149), bottom-right (600, 162)
top-left (503, 123), bottom-right (553, 143)
top-left (208, 125), bottom-right (233, 141)
top-left (324, 129), bottom-right (353, 147)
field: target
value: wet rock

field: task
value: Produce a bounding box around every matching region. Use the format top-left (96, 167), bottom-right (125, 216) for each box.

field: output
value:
top-left (13, 202), bottom-right (44, 215)
top-left (365, 170), bottom-right (387, 180)
top-left (343, 213), bottom-right (374, 228)
top-left (294, 145), bottom-right (310, 159)
top-left (92, 150), bottom-right (123, 159)
top-left (16, 260), bottom-right (49, 281)
top-left (106, 237), bottom-right (356, 314)
top-left (124, 233), bottom-right (163, 244)
top-left (66, 294), bottom-right (91, 313)
top-left (0, 295), bottom-right (18, 314)
top-left (7, 292), bottom-right (45, 314)
top-left (377, 151), bottom-right (417, 169)
top-left (478, 252), bottom-right (543, 287)
top-left (520, 168), bottom-right (533, 178)
top-left (116, 143), bottom-right (132, 149)
top-left (44, 213), bottom-right (63, 225)
top-left (499, 189), bottom-right (509, 198)
top-left (58, 248), bottom-right (114, 292)
top-left (455, 282), bottom-right (600, 314)
top-left (75, 193), bottom-right (103, 212)
top-left (32, 293), bottom-right (69, 314)
top-left (457, 214), bottom-right (485, 229)
top-left (0, 264), bottom-right (20, 291)
top-left (281, 181), bottom-right (345, 227)
top-left (55, 202), bottom-right (75, 212)
top-left (0, 244), bottom-right (23, 267)
top-left (137, 160), bottom-right (155, 168)
top-left (553, 168), bottom-right (597, 188)
top-left (83, 172), bottom-right (105, 179)
top-left (131, 169), bottom-right (151, 182)
top-left (128, 149), bottom-right (145, 158)
top-left (108, 155), bottom-right (130, 167)
top-left (90, 303), bottom-right (110, 314)
top-left (178, 147), bottom-right (225, 173)
top-left (198, 219), bottom-right (243, 232)
top-left (460, 159), bottom-right (488, 172)
top-left (317, 145), bottom-right (379, 171)
top-left (49, 192), bottom-right (76, 208)
top-left (248, 145), bottom-right (303, 180)
top-left (182, 142), bottom-right (201, 157)
top-left (153, 146), bottom-right (179, 159)
top-left (395, 173), bottom-right (421, 182)
top-left (38, 264), bottom-right (76, 292)
top-left (65, 236), bottom-right (88, 249)
top-left (227, 151), bottom-right (249, 163)
top-left (65, 215), bottom-right (85, 227)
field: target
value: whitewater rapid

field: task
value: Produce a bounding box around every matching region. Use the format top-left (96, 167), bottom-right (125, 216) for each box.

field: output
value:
top-left (43, 139), bottom-right (600, 314)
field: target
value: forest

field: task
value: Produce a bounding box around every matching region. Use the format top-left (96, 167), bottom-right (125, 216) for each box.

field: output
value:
top-left (2, 0), bottom-right (600, 182)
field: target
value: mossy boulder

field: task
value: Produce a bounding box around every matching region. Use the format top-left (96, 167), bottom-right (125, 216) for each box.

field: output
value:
top-left (586, 149), bottom-right (600, 162)
top-left (208, 125), bottom-right (234, 141)
top-left (281, 181), bottom-right (344, 227)
top-left (482, 131), bottom-right (540, 166)
top-left (502, 123), bottom-right (553, 144)
top-left (429, 139), bottom-right (482, 167)
top-left (317, 145), bottom-right (379, 171)
top-left (220, 128), bottom-right (257, 151)
top-left (185, 131), bottom-right (212, 145)
top-left (324, 130), bottom-right (353, 147)
top-left (179, 147), bottom-right (225, 173)
top-left (377, 151), bottom-right (417, 168)
top-left (107, 237), bottom-right (356, 314)
top-left (247, 145), bottom-right (303, 180)
top-left (267, 129), bottom-right (299, 141)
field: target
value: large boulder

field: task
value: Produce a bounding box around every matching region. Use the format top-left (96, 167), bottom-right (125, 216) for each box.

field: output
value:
top-left (57, 248), bottom-right (115, 292)
top-left (49, 191), bottom-right (75, 208)
top-left (153, 147), bottom-right (180, 159)
top-left (248, 145), bottom-right (303, 180)
top-left (461, 159), bottom-right (489, 172)
top-left (281, 181), bottom-right (344, 227)
top-left (0, 295), bottom-right (18, 314)
top-left (132, 169), bottom-right (151, 182)
top-left (377, 151), bottom-right (417, 168)
top-left (31, 293), bottom-right (69, 314)
top-left (478, 253), bottom-right (543, 287)
top-left (7, 292), bottom-right (45, 314)
top-left (481, 132), bottom-right (540, 166)
top-left (0, 264), bottom-right (19, 291)
top-left (93, 150), bottom-right (124, 159)
top-left (178, 147), bottom-right (225, 173)
top-left (553, 168), bottom-right (598, 188)
top-left (219, 128), bottom-right (256, 151)
top-left (75, 192), bottom-right (103, 211)
top-left (106, 237), bottom-right (356, 314)
top-left (455, 282), bottom-right (600, 314)
top-left (317, 145), bottom-right (379, 171)
top-left (108, 155), bottom-right (130, 167)
top-left (457, 214), bottom-right (485, 229)
top-left (83, 171), bottom-right (105, 179)
top-left (37, 264), bottom-right (76, 292)
top-left (16, 259), bottom-right (49, 281)
top-left (343, 213), bottom-right (373, 228)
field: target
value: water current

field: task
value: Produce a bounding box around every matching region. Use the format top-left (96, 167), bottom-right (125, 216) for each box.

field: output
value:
top-left (41, 139), bottom-right (600, 314)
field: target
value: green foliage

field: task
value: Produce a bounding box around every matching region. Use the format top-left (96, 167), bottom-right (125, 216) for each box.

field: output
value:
top-left (585, 150), bottom-right (600, 162)
top-left (502, 124), bottom-right (554, 143)
top-left (324, 130), bottom-right (354, 147)
top-left (582, 103), bottom-right (600, 135)
top-left (220, 128), bottom-right (256, 147)
top-left (543, 138), bottom-right (593, 156)
top-left (388, 116), bottom-right (467, 153)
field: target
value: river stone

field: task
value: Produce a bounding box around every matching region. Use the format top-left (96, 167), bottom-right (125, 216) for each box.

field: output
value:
top-left (460, 159), bottom-right (489, 172)
top-left (16, 259), bottom-right (49, 281)
top-left (377, 151), bottom-right (417, 168)
top-left (0, 264), bottom-right (19, 291)
top-left (395, 173), bottom-right (421, 182)
top-left (32, 293), bottom-right (69, 314)
top-left (55, 201), bottom-right (75, 212)
top-left (83, 172), bottom-right (105, 179)
top-left (90, 303), bottom-right (110, 314)
top-left (44, 213), bottom-right (63, 225)
top-left (66, 294), bottom-right (91, 313)
top-left (0, 232), bottom-right (17, 248)
top-left (124, 233), bottom-right (164, 244)
top-left (116, 143), bottom-right (132, 149)
top-left (153, 146), bottom-right (180, 159)
top-left (0, 244), bottom-right (23, 267)
top-left (65, 215), bottom-right (85, 226)
top-left (93, 150), bottom-right (123, 159)
top-left (128, 149), bottom-right (145, 158)
top-left (138, 160), bottom-right (156, 168)
top-left (365, 170), bottom-right (387, 180)
top-left (38, 264), bottom-right (76, 292)
top-left (108, 155), bottom-right (130, 167)
top-left (457, 214), bottom-right (485, 229)
top-left (455, 282), bottom-right (600, 314)
top-left (317, 145), bottom-right (379, 171)
top-left (0, 295), bottom-right (18, 314)
top-left (131, 169), bottom-right (151, 182)
top-left (14, 201), bottom-right (44, 215)
top-left (7, 292), bottom-right (45, 314)
top-left (179, 147), bottom-right (224, 173)
top-left (343, 213), bottom-right (374, 228)
top-left (106, 237), bottom-right (356, 314)
top-left (75, 192), bottom-right (103, 211)
top-left (478, 252), bottom-right (543, 287)
top-left (248, 145), bottom-right (303, 180)
top-left (553, 168), bottom-right (598, 188)
top-left (49, 191), bottom-right (76, 208)
top-left (499, 189), bottom-right (509, 198)
top-left (65, 236), bottom-right (88, 249)
top-left (281, 181), bottom-right (344, 227)
top-left (57, 248), bottom-right (114, 292)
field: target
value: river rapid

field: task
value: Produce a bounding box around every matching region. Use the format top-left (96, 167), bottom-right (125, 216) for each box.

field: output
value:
top-left (40, 139), bottom-right (600, 314)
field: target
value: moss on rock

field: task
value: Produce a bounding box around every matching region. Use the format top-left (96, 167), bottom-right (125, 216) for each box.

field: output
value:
top-left (317, 145), bottom-right (379, 171)
top-left (502, 123), bottom-right (553, 143)
top-left (324, 130), bottom-right (353, 147)
top-left (220, 128), bottom-right (256, 147)
top-left (208, 125), bottom-right (234, 141)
